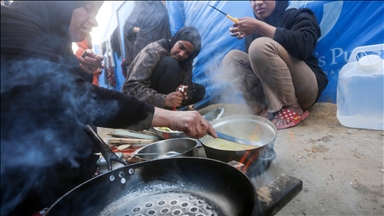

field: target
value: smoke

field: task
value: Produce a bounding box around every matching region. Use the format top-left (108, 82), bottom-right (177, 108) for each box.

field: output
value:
top-left (202, 49), bottom-right (266, 113)
top-left (204, 55), bottom-right (246, 105)
top-left (1, 58), bottom-right (119, 215)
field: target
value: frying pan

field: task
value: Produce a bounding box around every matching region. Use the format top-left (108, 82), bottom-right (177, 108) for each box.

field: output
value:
top-left (44, 157), bottom-right (256, 215)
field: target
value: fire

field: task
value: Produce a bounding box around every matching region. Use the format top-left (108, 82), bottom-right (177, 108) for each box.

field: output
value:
top-left (241, 150), bottom-right (263, 173)
top-left (239, 123), bottom-right (260, 173)
top-left (250, 122), bottom-right (260, 140)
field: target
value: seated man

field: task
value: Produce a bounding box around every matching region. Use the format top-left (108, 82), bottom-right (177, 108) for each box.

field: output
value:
top-left (221, 0), bottom-right (328, 129)
top-left (122, 26), bottom-right (205, 110)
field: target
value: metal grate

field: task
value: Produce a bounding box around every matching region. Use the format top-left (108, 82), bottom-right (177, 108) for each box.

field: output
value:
top-left (100, 192), bottom-right (220, 216)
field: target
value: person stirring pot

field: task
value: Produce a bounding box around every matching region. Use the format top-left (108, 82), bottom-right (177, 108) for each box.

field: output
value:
top-left (1, 2), bottom-right (216, 215)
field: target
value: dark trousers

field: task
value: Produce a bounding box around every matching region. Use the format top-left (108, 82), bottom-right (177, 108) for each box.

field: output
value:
top-left (150, 56), bottom-right (205, 107)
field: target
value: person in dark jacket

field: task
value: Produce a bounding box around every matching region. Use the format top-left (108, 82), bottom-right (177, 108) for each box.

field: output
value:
top-left (222, 0), bottom-right (328, 130)
top-left (123, 26), bottom-right (206, 110)
top-left (123, 0), bottom-right (172, 74)
top-left (0, 2), bottom-right (216, 215)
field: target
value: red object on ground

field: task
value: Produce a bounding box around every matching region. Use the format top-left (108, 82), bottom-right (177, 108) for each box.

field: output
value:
top-left (274, 109), bottom-right (309, 130)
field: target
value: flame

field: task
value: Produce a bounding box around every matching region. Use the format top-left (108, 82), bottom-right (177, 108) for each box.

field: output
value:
top-left (239, 150), bottom-right (250, 165)
top-left (239, 123), bottom-right (261, 173)
top-left (250, 122), bottom-right (260, 140)
top-left (243, 150), bottom-right (262, 173)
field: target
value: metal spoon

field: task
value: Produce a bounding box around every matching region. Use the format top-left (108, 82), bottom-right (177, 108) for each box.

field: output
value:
top-left (215, 132), bottom-right (262, 147)
top-left (202, 108), bottom-right (261, 147)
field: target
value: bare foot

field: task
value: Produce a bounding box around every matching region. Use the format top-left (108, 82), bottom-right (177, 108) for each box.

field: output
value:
top-left (271, 102), bottom-right (304, 128)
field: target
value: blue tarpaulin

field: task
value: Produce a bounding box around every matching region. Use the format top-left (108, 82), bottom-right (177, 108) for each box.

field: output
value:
top-left (98, 1), bottom-right (384, 110)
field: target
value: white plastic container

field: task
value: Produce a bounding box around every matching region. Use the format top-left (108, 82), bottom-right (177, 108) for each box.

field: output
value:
top-left (337, 44), bottom-right (384, 130)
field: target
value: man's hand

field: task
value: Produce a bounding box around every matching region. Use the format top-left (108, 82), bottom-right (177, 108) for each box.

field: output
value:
top-left (164, 85), bottom-right (188, 108)
top-left (152, 108), bottom-right (217, 139)
top-left (78, 49), bottom-right (103, 74)
top-left (229, 17), bottom-right (276, 39)
top-left (165, 91), bottom-right (184, 108)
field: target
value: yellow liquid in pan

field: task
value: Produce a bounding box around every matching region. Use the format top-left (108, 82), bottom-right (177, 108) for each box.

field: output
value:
top-left (204, 135), bottom-right (261, 151)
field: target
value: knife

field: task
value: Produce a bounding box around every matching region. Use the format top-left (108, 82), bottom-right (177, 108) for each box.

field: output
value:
top-left (209, 5), bottom-right (239, 23)
top-left (216, 132), bottom-right (262, 147)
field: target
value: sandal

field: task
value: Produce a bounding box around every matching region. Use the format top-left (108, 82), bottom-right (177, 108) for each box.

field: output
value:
top-left (274, 108), bottom-right (309, 130)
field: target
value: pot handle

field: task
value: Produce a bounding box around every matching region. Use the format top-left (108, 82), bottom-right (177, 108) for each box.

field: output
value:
top-left (84, 124), bottom-right (128, 170)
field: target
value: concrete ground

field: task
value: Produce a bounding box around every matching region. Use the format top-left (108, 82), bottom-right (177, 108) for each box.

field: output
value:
top-left (98, 102), bottom-right (384, 215)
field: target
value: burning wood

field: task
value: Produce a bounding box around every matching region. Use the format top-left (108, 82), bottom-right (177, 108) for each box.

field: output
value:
top-left (227, 160), bottom-right (245, 170)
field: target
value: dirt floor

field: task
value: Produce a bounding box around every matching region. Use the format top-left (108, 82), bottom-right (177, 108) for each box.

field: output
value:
top-left (98, 102), bottom-right (384, 215)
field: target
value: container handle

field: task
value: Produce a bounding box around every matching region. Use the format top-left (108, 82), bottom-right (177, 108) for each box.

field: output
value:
top-left (348, 44), bottom-right (384, 63)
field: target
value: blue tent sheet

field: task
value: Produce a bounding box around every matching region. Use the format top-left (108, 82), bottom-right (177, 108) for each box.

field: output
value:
top-left (97, 2), bottom-right (134, 91)
top-left (99, 1), bottom-right (384, 110)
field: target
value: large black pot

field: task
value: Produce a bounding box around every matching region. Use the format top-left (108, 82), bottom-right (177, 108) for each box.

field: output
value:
top-left (199, 115), bottom-right (277, 176)
top-left (45, 157), bottom-right (257, 216)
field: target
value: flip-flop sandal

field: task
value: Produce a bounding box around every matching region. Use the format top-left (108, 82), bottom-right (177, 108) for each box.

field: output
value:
top-left (274, 108), bottom-right (309, 130)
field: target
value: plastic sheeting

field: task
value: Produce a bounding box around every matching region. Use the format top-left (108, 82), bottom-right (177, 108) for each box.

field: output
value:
top-left (166, 1), bottom-right (384, 109)
top-left (97, 2), bottom-right (134, 91)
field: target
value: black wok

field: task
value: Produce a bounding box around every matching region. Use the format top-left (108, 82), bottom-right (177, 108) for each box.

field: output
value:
top-left (45, 157), bottom-right (256, 216)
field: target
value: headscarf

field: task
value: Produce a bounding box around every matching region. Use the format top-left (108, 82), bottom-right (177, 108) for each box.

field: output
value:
top-left (1, 2), bottom-right (98, 215)
top-left (245, 0), bottom-right (289, 52)
top-left (170, 26), bottom-right (202, 61)
top-left (158, 26), bottom-right (202, 70)
top-left (254, 0), bottom-right (289, 26)
top-left (1, 1), bottom-right (88, 79)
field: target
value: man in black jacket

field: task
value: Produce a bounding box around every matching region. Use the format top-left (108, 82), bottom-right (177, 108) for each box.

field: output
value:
top-left (222, 0), bottom-right (328, 130)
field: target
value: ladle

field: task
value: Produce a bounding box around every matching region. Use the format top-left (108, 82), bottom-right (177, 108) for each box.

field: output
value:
top-left (215, 132), bottom-right (262, 147)
top-left (202, 108), bottom-right (261, 147)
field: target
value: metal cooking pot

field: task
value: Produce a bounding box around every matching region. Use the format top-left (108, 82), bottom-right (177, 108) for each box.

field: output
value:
top-left (44, 157), bottom-right (256, 216)
top-left (153, 127), bottom-right (186, 139)
top-left (199, 114), bottom-right (277, 176)
top-left (133, 138), bottom-right (199, 161)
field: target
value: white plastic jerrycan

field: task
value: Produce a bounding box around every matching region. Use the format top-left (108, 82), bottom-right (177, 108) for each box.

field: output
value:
top-left (337, 44), bottom-right (384, 130)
